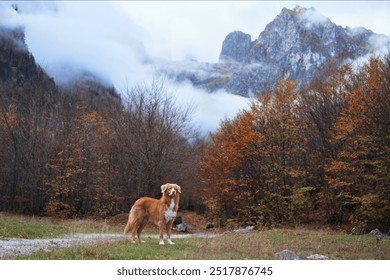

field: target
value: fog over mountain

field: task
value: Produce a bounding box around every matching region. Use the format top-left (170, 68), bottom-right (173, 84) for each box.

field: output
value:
top-left (0, 1), bottom-right (253, 133)
top-left (1, 2), bottom-right (389, 132)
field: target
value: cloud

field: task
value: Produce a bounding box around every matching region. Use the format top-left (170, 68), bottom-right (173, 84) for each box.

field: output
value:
top-left (369, 34), bottom-right (390, 56)
top-left (300, 6), bottom-right (330, 28)
top-left (117, 1), bottom-right (284, 62)
top-left (302, 1), bottom-right (390, 36)
top-left (0, 1), bottom-right (149, 87)
top-left (166, 82), bottom-right (251, 134)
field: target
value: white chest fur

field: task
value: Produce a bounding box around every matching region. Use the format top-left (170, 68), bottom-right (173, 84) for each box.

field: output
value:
top-left (164, 199), bottom-right (177, 223)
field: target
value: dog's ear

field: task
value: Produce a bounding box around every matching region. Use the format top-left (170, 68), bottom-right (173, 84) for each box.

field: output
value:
top-left (161, 184), bottom-right (168, 193)
top-left (176, 184), bottom-right (181, 194)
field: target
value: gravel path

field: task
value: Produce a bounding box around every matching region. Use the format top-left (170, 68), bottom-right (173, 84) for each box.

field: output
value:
top-left (0, 233), bottom-right (218, 259)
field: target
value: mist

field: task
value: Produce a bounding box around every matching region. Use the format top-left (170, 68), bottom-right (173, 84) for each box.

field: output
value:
top-left (165, 82), bottom-right (251, 134)
top-left (0, 1), bottom-right (251, 134)
top-left (0, 1), bottom-right (150, 86)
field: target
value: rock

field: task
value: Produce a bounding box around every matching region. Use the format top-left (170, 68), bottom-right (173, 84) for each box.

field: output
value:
top-left (369, 228), bottom-right (389, 239)
top-left (173, 216), bottom-right (182, 226)
top-left (275, 249), bottom-right (301, 260)
top-left (206, 222), bottom-right (214, 229)
top-left (234, 226), bottom-right (255, 233)
top-left (369, 228), bottom-right (390, 246)
top-left (307, 254), bottom-right (330, 260)
top-left (175, 223), bottom-right (188, 232)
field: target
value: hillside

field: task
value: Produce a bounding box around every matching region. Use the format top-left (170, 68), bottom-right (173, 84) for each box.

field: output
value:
top-left (0, 26), bottom-right (56, 91)
top-left (0, 24), bottom-right (119, 102)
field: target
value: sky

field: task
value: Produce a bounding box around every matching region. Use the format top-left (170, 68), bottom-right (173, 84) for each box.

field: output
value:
top-left (117, 1), bottom-right (390, 62)
top-left (0, 1), bottom-right (389, 133)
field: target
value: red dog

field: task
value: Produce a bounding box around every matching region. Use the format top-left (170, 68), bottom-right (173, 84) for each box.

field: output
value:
top-left (124, 183), bottom-right (181, 245)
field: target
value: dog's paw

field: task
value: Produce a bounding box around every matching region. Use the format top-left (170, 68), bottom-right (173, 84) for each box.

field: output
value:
top-left (140, 240), bottom-right (146, 244)
top-left (167, 239), bottom-right (175, 245)
top-left (159, 240), bottom-right (165, 245)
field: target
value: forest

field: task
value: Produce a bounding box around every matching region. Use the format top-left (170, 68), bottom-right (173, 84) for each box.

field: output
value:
top-left (1, 56), bottom-right (389, 233)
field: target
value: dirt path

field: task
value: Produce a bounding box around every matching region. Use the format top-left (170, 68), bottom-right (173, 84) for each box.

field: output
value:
top-left (0, 232), bottom-right (218, 259)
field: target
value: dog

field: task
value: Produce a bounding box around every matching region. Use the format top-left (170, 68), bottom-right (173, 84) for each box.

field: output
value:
top-left (124, 183), bottom-right (181, 245)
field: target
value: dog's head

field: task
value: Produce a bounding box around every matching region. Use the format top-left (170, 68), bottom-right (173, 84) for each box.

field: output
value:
top-left (161, 183), bottom-right (181, 197)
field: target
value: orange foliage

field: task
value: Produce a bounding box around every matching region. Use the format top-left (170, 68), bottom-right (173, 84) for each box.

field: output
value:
top-left (199, 58), bottom-right (389, 231)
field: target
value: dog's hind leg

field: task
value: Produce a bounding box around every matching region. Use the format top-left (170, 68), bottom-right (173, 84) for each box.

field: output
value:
top-left (125, 205), bottom-right (144, 243)
top-left (159, 222), bottom-right (165, 245)
top-left (129, 217), bottom-right (143, 243)
top-left (137, 217), bottom-right (148, 243)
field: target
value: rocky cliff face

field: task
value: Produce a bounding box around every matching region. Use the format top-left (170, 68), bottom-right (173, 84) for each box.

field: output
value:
top-left (162, 6), bottom-right (390, 96)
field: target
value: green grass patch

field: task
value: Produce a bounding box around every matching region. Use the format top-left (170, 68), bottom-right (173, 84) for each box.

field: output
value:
top-left (0, 213), bottom-right (123, 239)
top-left (16, 238), bottom-right (199, 260)
top-left (0, 215), bottom-right (69, 239)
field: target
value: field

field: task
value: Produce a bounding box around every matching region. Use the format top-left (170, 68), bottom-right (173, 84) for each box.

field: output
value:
top-left (0, 212), bottom-right (388, 260)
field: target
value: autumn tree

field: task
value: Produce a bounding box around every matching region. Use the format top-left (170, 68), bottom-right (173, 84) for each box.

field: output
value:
top-left (199, 79), bottom-right (311, 226)
top-left (298, 64), bottom-right (353, 224)
top-left (0, 83), bottom-right (57, 213)
top-left (198, 110), bottom-right (263, 226)
top-left (252, 79), bottom-right (310, 226)
top-left (325, 57), bottom-right (390, 232)
top-left (44, 102), bottom-right (118, 217)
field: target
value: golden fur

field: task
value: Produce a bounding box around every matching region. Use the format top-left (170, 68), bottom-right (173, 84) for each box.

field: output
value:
top-left (123, 183), bottom-right (181, 245)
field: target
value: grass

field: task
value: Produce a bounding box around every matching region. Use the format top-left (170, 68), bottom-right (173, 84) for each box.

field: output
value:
top-left (16, 238), bottom-right (200, 260)
top-left (2, 213), bottom-right (388, 260)
top-left (187, 228), bottom-right (390, 260)
top-left (0, 212), bottom-right (124, 239)
top-left (13, 228), bottom-right (390, 260)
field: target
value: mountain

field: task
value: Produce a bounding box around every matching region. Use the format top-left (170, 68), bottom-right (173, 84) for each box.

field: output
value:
top-left (161, 6), bottom-right (390, 97)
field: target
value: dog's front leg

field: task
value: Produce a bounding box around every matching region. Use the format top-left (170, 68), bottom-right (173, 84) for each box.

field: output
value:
top-left (166, 219), bottom-right (175, 245)
top-left (159, 221), bottom-right (165, 245)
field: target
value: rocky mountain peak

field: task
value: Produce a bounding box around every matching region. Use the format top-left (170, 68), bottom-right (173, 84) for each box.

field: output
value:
top-left (219, 31), bottom-right (252, 63)
top-left (260, 5), bottom-right (333, 37)
top-left (221, 5), bottom-right (348, 67)
top-left (278, 5), bottom-right (305, 21)
top-left (163, 6), bottom-right (389, 96)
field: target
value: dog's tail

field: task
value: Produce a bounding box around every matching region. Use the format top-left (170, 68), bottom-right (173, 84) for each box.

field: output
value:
top-left (123, 218), bottom-right (132, 235)
top-left (124, 204), bottom-right (137, 235)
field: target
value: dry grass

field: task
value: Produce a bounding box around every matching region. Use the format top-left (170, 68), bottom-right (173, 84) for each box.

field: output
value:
top-left (182, 228), bottom-right (389, 260)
